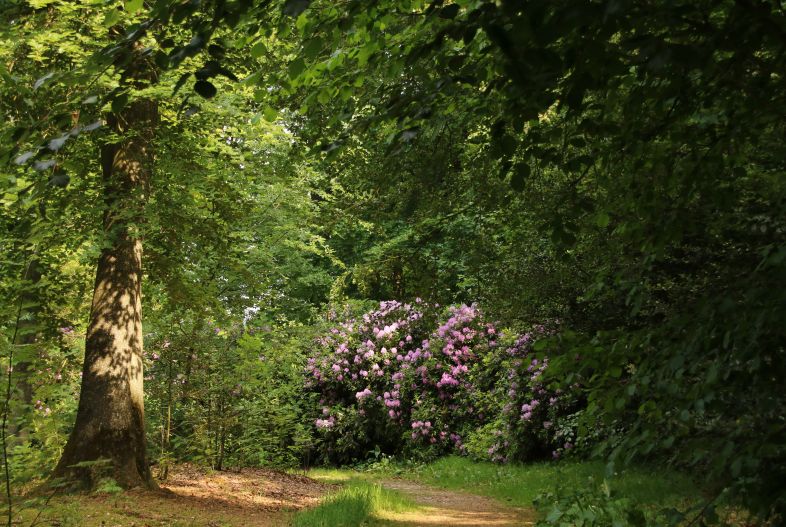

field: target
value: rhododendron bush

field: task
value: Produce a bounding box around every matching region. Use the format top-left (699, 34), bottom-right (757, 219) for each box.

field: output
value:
top-left (305, 300), bottom-right (581, 464)
top-left (467, 330), bottom-right (584, 464)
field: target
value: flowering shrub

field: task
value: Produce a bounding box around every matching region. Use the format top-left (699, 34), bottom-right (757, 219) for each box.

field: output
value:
top-left (305, 300), bottom-right (500, 463)
top-left (306, 301), bottom-right (583, 464)
top-left (469, 327), bottom-right (584, 463)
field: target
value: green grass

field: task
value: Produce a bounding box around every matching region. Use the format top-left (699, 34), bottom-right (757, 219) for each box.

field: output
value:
top-left (292, 478), bottom-right (418, 527)
top-left (296, 457), bottom-right (704, 525)
top-left (408, 456), bottom-right (701, 510)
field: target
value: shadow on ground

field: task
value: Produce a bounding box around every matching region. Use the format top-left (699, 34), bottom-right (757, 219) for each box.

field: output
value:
top-left (21, 464), bottom-right (333, 527)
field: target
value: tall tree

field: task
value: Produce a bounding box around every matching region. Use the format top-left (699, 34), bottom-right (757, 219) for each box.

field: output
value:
top-left (53, 52), bottom-right (158, 488)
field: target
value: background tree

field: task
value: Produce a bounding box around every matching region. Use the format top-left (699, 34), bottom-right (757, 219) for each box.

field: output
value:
top-left (1, 0), bottom-right (785, 520)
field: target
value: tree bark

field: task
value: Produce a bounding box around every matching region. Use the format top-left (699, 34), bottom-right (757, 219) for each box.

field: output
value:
top-left (53, 92), bottom-right (157, 489)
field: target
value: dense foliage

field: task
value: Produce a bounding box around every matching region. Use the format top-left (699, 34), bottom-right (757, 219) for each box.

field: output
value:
top-left (1, 0), bottom-right (785, 523)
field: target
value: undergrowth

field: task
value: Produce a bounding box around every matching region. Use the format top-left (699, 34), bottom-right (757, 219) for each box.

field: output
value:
top-left (408, 456), bottom-right (700, 510)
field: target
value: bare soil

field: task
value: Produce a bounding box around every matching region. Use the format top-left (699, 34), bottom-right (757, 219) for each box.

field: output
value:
top-left (22, 464), bottom-right (333, 527)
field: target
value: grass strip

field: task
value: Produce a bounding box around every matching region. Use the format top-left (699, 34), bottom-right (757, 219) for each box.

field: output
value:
top-left (292, 478), bottom-right (417, 527)
top-left (411, 456), bottom-right (700, 510)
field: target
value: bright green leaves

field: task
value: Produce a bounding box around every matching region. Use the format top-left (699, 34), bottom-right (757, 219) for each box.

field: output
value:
top-left (262, 106), bottom-right (278, 122)
top-left (316, 89), bottom-right (330, 105)
top-left (102, 8), bottom-right (122, 28)
top-left (124, 0), bottom-right (143, 15)
top-left (356, 42), bottom-right (379, 67)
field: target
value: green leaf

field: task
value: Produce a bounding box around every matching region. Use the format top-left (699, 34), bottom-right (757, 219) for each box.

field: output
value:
top-left (125, 0), bottom-right (143, 15)
top-left (208, 44), bottom-right (225, 59)
top-left (251, 42), bottom-right (267, 59)
top-left (48, 134), bottom-right (69, 151)
top-left (14, 151), bottom-right (36, 165)
top-left (731, 457), bottom-right (742, 477)
top-left (48, 170), bottom-right (70, 188)
top-left (439, 4), bottom-right (460, 19)
top-left (173, 73), bottom-right (191, 95)
top-left (499, 134), bottom-right (517, 156)
top-left (34, 159), bottom-right (56, 171)
top-left (262, 106), bottom-right (277, 122)
top-left (282, 0), bottom-right (309, 17)
top-left (303, 37), bottom-right (323, 61)
top-left (401, 128), bottom-right (419, 142)
top-left (103, 9), bottom-right (121, 27)
top-left (288, 58), bottom-right (306, 80)
top-left (546, 508), bottom-right (563, 522)
top-left (33, 72), bottom-right (55, 90)
top-left (154, 50), bottom-right (170, 70)
top-left (317, 89), bottom-right (330, 104)
top-left (510, 163), bottom-right (529, 191)
top-left (194, 80), bottom-right (217, 99)
top-left (111, 92), bottom-right (129, 113)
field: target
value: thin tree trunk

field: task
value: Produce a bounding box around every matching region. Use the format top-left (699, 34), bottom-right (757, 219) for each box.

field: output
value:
top-left (161, 357), bottom-right (173, 481)
top-left (9, 259), bottom-right (41, 445)
top-left (217, 422), bottom-right (225, 472)
top-left (53, 89), bottom-right (157, 489)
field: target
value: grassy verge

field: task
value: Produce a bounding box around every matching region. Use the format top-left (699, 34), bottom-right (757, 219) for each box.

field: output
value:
top-left (292, 476), bottom-right (418, 527)
top-left (402, 456), bottom-right (701, 512)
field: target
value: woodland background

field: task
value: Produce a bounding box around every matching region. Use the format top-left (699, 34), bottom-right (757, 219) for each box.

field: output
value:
top-left (1, 0), bottom-right (785, 524)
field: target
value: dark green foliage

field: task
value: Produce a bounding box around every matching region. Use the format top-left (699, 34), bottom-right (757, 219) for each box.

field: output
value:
top-left (2, 0), bottom-right (785, 521)
top-left (534, 484), bottom-right (650, 527)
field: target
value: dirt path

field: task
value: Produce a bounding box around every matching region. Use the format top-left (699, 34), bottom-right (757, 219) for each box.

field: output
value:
top-left (154, 464), bottom-right (334, 526)
top-left (377, 478), bottom-right (536, 527)
top-left (19, 467), bottom-right (532, 526)
top-left (20, 464), bottom-right (334, 526)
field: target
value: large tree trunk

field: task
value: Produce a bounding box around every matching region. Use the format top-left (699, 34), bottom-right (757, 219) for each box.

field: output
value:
top-left (53, 93), bottom-right (157, 489)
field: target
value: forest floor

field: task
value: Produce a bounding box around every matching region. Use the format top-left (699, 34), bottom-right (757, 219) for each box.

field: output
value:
top-left (12, 458), bottom-right (716, 526)
top-left (15, 464), bottom-right (531, 526)
top-left (17, 464), bottom-right (332, 526)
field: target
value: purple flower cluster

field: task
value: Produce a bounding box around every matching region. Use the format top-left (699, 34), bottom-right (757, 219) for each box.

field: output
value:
top-left (315, 416), bottom-right (336, 429)
top-left (306, 301), bottom-right (496, 458)
top-left (34, 399), bottom-right (51, 416)
top-left (481, 326), bottom-right (579, 463)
